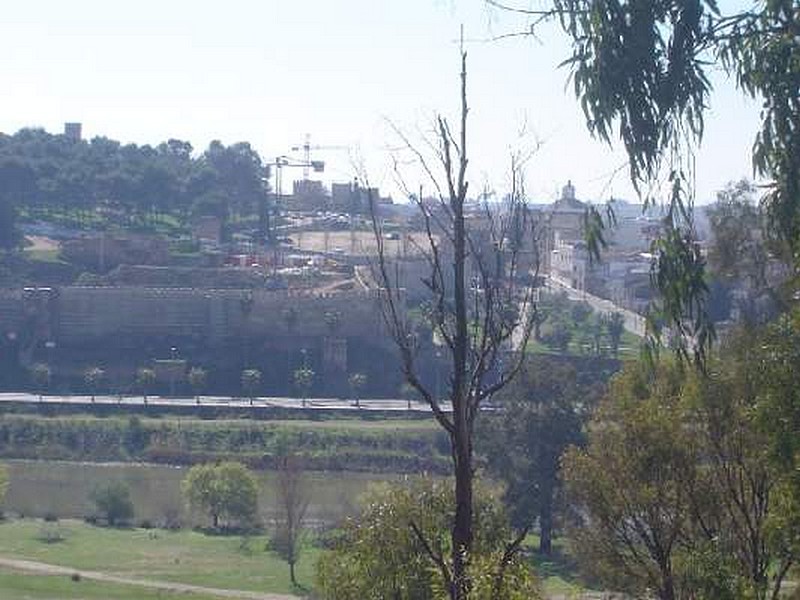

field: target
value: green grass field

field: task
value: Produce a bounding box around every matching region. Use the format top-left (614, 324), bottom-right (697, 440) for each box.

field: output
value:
top-left (0, 518), bottom-right (316, 596)
top-left (0, 569), bottom-right (225, 600)
top-left (524, 534), bottom-right (593, 597)
top-left (22, 248), bottom-right (64, 264)
top-left (527, 327), bottom-right (642, 360)
top-left (0, 518), bottom-right (595, 599)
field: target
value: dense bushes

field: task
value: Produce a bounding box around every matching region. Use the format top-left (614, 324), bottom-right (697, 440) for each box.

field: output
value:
top-left (0, 415), bottom-right (450, 474)
top-left (90, 481), bottom-right (135, 526)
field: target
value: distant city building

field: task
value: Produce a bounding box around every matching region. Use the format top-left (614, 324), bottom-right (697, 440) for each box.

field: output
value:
top-left (289, 179), bottom-right (327, 211)
top-left (331, 181), bottom-right (359, 212)
top-left (287, 179), bottom-right (392, 213)
top-left (550, 232), bottom-right (588, 291)
top-left (63, 122), bottom-right (82, 141)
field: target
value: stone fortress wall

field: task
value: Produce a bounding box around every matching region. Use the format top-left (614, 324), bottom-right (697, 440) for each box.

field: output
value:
top-left (2, 286), bottom-right (389, 349)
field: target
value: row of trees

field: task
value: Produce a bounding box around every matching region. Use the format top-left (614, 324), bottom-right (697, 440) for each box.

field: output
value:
top-left (28, 364), bottom-right (373, 403)
top-left (534, 294), bottom-right (627, 356)
top-left (0, 129), bottom-right (269, 242)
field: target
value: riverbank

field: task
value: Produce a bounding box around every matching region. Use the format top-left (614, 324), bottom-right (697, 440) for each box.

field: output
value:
top-left (0, 518), bottom-right (311, 598)
top-left (3, 458), bottom-right (403, 525)
top-left (0, 413), bottom-right (449, 474)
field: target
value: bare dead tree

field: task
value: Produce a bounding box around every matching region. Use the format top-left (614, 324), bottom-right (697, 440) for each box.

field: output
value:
top-left (366, 47), bottom-right (540, 600)
top-left (271, 453), bottom-right (309, 588)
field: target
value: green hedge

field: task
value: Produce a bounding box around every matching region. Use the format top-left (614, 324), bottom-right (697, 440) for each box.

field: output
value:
top-left (0, 415), bottom-right (450, 474)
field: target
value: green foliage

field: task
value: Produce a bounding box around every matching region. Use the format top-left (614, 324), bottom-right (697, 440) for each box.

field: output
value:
top-left (135, 368), bottom-right (156, 398)
top-left (316, 478), bottom-right (541, 600)
top-left (0, 415), bottom-right (450, 474)
top-left (348, 373), bottom-right (367, 394)
top-left (0, 130), bottom-right (269, 235)
top-left (569, 302), bottom-right (591, 324)
top-left (0, 516), bottom-right (316, 596)
top-left (755, 310), bottom-right (800, 478)
top-left (603, 312), bottom-right (625, 357)
top-left (83, 367), bottom-right (105, 399)
top-left (545, 1), bottom-right (800, 363)
top-left (672, 541), bottom-right (744, 600)
top-left (0, 159), bottom-right (33, 250)
top-left (0, 462), bottom-right (8, 506)
top-left (90, 481), bottom-right (134, 526)
top-left (646, 221), bottom-right (714, 368)
top-left (540, 320), bottom-right (572, 353)
top-left (240, 369), bottom-right (261, 400)
top-left (182, 461), bottom-right (258, 529)
top-left (554, 0), bottom-right (712, 190)
top-left (270, 454), bottom-right (309, 586)
top-left (187, 367), bottom-right (207, 398)
top-left (0, 196), bottom-right (18, 251)
top-left (720, 2), bottom-right (800, 258)
top-left (348, 373), bottom-right (367, 406)
top-left (564, 339), bottom-right (800, 599)
top-left (293, 367), bottom-right (314, 399)
top-left (707, 180), bottom-right (764, 279)
top-left (29, 363), bottom-right (51, 395)
top-left (562, 361), bottom-right (695, 599)
top-left (478, 357), bottom-right (602, 554)
top-left (122, 415), bottom-right (148, 457)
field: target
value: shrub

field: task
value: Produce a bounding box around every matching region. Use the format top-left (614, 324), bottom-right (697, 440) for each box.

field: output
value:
top-left (90, 481), bottom-right (134, 526)
top-left (36, 523), bottom-right (65, 544)
top-left (316, 478), bottom-right (541, 600)
top-left (0, 463), bottom-right (8, 506)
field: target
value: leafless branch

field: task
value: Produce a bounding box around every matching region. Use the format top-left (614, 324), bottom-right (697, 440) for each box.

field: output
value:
top-left (409, 519), bottom-right (452, 589)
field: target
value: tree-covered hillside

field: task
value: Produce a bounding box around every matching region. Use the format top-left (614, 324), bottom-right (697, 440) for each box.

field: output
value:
top-left (0, 129), bottom-right (269, 241)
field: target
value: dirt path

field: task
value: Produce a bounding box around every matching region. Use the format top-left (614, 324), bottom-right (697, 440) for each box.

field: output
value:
top-left (0, 556), bottom-right (301, 600)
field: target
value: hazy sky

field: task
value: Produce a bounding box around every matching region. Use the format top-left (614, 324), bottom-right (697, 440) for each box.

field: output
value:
top-left (1, 0), bottom-right (760, 203)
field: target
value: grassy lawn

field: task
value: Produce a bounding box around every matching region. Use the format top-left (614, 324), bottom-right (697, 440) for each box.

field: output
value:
top-left (0, 519), bottom-right (598, 598)
top-left (22, 248), bottom-right (64, 264)
top-left (0, 518), bottom-right (316, 595)
top-left (0, 568), bottom-right (224, 600)
top-left (527, 327), bottom-right (642, 360)
top-left (524, 534), bottom-right (596, 598)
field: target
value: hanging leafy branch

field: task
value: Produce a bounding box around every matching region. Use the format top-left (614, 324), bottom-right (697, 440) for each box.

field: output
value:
top-left (488, 0), bottom-right (800, 364)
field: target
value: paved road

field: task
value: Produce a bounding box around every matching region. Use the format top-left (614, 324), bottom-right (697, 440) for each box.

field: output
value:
top-left (0, 556), bottom-right (298, 599)
top-left (0, 391), bottom-right (446, 413)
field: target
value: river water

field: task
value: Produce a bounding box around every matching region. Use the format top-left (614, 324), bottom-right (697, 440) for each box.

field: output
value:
top-left (3, 459), bottom-right (401, 526)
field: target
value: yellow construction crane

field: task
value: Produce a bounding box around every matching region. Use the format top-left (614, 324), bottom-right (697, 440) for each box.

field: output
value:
top-left (291, 133), bottom-right (349, 180)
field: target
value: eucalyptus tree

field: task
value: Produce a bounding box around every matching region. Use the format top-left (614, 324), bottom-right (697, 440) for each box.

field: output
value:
top-left (491, 0), bottom-right (800, 361)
